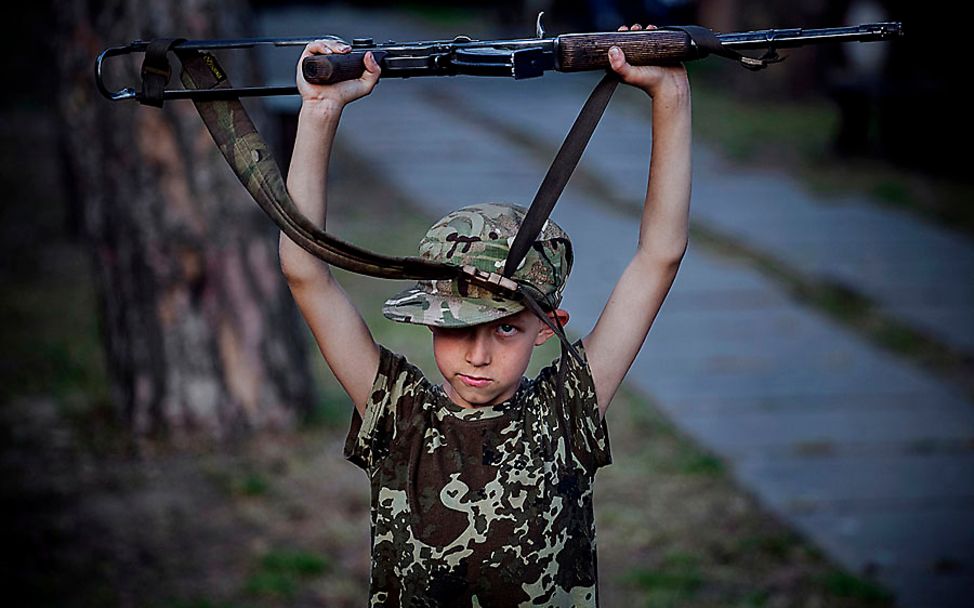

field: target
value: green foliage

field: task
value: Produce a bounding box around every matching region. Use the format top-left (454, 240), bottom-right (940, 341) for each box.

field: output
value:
top-left (689, 80), bottom-right (837, 163)
top-left (871, 180), bottom-right (913, 207)
top-left (875, 324), bottom-right (923, 354)
top-left (239, 472), bottom-right (270, 496)
top-left (732, 532), bottom-right (799, 560)
top-left (735, 590), bottom-right (770, 607)
top-left (260, 548), bottom-right (330, 576)
top-left (243, 548), bottom-right (330, 599)
top-left (244, 569), bottom-right (297, 599)
top-left (820, 570), bottom-right (894, 602)
top-left (299, 383), bottom-right (352, 430)
top-left (204, 466), bottom-right (271, 498)
top-left (808, 282), bottom-right (869, 321)
top-left (625, 551), bottom-right (704, 607)
top-left (672, 446), bottom-right (725, 476)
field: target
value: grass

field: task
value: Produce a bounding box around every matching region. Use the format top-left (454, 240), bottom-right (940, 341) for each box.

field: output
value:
top-left (691, 75), bottom-right (839, 164)
top-left (732, 531), bottom-right (806, 561)
top-left (243, 548), bottom-right (329, 600)
top-left (672, 446), bottom-right (726, 476)
top-left (624, 550), bottom-right (704, 606)
top-left (821, 569), bottom-right (895, 602)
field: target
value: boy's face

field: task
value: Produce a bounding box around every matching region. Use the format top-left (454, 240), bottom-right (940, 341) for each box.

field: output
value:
top-left (430, 308), bottom-right (568, 409)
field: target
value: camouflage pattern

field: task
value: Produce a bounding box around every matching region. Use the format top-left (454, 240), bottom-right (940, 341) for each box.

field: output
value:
top-left (345, 341), bottom-right (612, 607)
top-left (383, 203), bottom-right (573, 327)
top-left (179, 51), bottom-right (452, 281)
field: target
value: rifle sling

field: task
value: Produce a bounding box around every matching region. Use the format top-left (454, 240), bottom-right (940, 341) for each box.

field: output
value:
top-left (503, 73), bottom-right (618, 278)
top-left (665, 25), bottom-right (776, 70)
top-left (175, 49), bottom-right (452, 281)
top-left (170, 49), bottom-right (612, 364)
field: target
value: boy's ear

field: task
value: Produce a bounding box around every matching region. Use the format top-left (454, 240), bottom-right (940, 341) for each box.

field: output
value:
top-left (535, 309), bottom-right (570, 346)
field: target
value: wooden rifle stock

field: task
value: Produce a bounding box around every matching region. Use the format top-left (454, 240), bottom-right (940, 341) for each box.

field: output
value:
top-left (555, 30), bottom-right (696, 71)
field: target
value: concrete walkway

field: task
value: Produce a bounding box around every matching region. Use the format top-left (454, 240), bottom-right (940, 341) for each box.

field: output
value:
top-left (430, 77), bottom-right (974, 356)
top-left (257, 7), bottom-right (974, 606)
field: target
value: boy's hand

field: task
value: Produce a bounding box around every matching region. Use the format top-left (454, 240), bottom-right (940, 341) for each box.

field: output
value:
top-left (607, 24), bottom-right (689, 100)
top-left (296, 38), bottom-right (381, 111)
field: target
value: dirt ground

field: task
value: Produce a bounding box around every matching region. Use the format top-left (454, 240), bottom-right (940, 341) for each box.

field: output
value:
top-left (0, 105), bottom-right (897, 608)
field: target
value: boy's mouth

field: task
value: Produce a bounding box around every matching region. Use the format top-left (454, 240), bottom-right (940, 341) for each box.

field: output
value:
top-left (457, 373), bottom-right (491, 388)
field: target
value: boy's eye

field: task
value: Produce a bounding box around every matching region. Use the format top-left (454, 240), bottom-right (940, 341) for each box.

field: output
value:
top-left (497, 323), bottom-right (518, 336)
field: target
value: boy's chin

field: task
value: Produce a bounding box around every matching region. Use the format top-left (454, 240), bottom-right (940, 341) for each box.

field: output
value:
top-left (453, 387), bottom-right (495, 407)
top-left (449, 382), bottom-right (509, 408)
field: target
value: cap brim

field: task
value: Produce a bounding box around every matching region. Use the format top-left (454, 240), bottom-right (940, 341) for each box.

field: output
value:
top-left (382, 284), bottom-right (524, 328)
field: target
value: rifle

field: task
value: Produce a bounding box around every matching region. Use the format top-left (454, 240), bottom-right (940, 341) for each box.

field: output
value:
top-left (92, 16), bottom-right (903, 360)
top-left (96, 16), bottom-right (903, 105)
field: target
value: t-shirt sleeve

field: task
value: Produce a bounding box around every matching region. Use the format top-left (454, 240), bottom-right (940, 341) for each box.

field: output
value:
top-left (535, 339), bottom-right (612, 473)
top-left (343, 345), bottom-right (425, 473)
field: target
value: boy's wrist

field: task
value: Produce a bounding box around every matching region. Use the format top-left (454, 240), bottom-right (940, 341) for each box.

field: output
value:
top-left (649, 84), bottom-right (690, 108)
top-left (645, 72), bottom-right (689, 99)
top-left (299, 99), bottom-right (344, 124)
top-left (645, 76), bottom-right (691, 113)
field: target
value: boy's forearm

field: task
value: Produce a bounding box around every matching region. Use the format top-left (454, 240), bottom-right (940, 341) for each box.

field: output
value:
top-left (280, 102), bottom-right (343, 281)
top-left (638, 86), bottom-right (692, 262)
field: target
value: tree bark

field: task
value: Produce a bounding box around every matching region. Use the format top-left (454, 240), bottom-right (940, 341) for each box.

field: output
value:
top-left (55, 0), bottom-right (315, 444)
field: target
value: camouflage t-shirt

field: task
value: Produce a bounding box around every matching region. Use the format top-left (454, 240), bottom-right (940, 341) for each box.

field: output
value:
top-left (344, 340), bottom-right (612, 607)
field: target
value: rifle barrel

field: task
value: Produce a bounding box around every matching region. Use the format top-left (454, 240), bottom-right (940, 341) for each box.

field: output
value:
top-left (717, 22), bottom-right (902, 50)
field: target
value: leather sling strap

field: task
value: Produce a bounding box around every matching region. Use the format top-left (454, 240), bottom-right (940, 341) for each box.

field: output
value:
top-left (503, 73), bottom-right (619, 279)
top-left (169, 49), bottom-right (621, 363)
top-left (500, 73), bottom-right (622, 368)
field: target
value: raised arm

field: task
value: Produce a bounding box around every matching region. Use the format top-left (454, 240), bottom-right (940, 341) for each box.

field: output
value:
top-left (279, 40), bottom-right (382, 417)
top-left (581, 24), bottom-right (692, 419)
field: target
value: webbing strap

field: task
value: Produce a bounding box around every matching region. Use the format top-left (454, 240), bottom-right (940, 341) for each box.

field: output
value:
top-left (141, 38), bottom-right (185, 107)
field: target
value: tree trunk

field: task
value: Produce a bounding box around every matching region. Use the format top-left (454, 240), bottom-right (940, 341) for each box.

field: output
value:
top-left (55, 0), bottom-right (315, 444)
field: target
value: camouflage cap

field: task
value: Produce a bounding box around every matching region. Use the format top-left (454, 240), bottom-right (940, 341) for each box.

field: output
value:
top-left (383, 203), bottom-right (573, 327)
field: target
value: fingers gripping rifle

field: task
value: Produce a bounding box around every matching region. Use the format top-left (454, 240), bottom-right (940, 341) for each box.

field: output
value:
top-left (95, 16), bottom-right (902, 361)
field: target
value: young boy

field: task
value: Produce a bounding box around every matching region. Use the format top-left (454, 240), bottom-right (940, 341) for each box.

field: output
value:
top-left (279, 23), bottom-right (691, 607)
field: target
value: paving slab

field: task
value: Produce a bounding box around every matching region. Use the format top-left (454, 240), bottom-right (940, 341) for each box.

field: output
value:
top-left (736, 453), bottom-right (974, 508)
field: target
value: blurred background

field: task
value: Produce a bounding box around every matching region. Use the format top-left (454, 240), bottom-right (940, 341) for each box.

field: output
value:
top-left (2, 1), bottom-right (971, 607)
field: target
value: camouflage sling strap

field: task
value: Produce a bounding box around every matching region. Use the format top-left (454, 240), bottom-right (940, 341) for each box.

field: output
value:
top-left (172, 47), bottom-right (452, 282)
top-left (168, 48), bottom-right (620, 363)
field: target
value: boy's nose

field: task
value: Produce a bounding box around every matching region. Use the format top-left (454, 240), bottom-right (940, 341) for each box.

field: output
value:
top-left (465, 330), bottom-right (492, 366)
